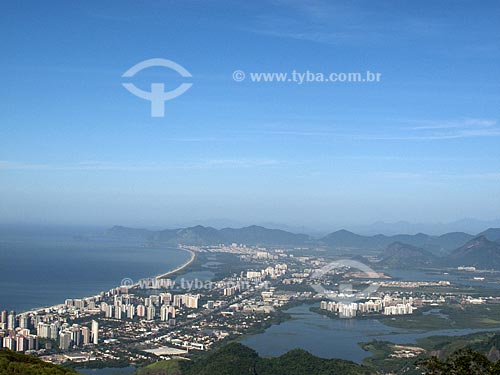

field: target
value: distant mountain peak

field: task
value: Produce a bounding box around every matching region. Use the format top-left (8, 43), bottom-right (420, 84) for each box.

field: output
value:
top-left (449, 235), bottom-right (500, 269)
top-left (108, 224), bottom-right (310, 246)
top-left (463, 235), bottom-right (493, 248)
top-left (378, 241), bottom-right (436, 268)
top-left (332, 229), bottom-right (356, 235)
top-left (478, 228), bottom-right (500, 242)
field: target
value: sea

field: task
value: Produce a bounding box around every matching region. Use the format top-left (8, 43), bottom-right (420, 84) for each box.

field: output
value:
top-left (0, 225), bottom-right (190, 312)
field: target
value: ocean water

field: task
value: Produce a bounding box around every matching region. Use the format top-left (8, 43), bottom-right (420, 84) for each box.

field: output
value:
top-left (0, 228), bottom-right (190, 312)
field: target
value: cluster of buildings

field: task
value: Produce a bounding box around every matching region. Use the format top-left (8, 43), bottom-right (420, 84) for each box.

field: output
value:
top-left (180, 243), bottom-right (258, 255)
top-left (0, 309), bottom-right (99, 352)
top-left (457, 266), bottom-right (476, 271)
top-left (1, 310), bottom-right (38, 352)
top-left (320, 296), bottom-right (415, 318)
top-left (321, 300), bottom-right (381, 318)
top-left (222, 265), bottom-right (288, 296)
top-left (2, 329), bottom-right (38, 352)
top-left (246, 264), bottom-right (288, 280)
top-left (383, 303), bottom-right (415, 316)
top-left (0, 242), bottom-right (296, 361)
top-left (373, 280), bottom-right (451, 288)
top-left (57, 321), bottom-right (98, 350)
top-left (227, 288), bottom-right (294, 314)
top-left (99, 292), bottom-right (186, 322)
top-left (0, 289), bottom-right (204, 353)
top-left (1, 260), bottom-right (282, 358)
top-left (64, 291), bottom-right (201, 323)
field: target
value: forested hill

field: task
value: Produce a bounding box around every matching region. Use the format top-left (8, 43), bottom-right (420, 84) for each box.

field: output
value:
top-left (135, 342), bottom-right (373, 375)
top-left (0, 349), bottom-right (77, 375)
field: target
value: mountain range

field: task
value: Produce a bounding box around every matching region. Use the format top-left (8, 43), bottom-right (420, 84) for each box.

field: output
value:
top-left (108, 225), bottom-right (500, 252)
top-left (347, 218), bottom-right (500, 236)
top-left (374, 236), bottom-right (500, 270)
top-left (107, 225), bottom-right (313, 246)
top-left (107, 225), bottom-right (500, 269)
top-left (447, 236), bottom-right (500, 269)
top-left (320, 229), bottom-right (478, 255)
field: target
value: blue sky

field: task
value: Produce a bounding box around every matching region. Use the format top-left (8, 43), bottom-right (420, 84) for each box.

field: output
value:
top-left (1, 0), bottom-right (499, 229)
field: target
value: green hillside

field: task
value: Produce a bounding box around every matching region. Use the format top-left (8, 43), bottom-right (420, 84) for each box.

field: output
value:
top-left (135, 343), bottom-right (373, 375)
top-left (0, 349), bottom-right (77, 375)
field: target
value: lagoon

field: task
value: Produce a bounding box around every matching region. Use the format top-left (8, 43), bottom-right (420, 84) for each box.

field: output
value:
top-left (242, 303), bottom-right (500, 363)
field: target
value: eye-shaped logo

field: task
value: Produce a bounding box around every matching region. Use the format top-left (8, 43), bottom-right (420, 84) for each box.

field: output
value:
top-left (311, 259), bottom-right (379, 303)
top-left (122, 58), bottom-right (193, 117)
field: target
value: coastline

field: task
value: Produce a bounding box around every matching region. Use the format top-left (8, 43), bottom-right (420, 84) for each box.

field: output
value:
top-left (153, 249), bottom-right (195, 279)
top-left (15, 246), bottom-right (195, 316)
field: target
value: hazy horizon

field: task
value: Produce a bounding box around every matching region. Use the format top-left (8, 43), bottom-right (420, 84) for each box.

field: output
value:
top-left (2, 216), bottom-right (500, 237)
top-left (2, 1), bottom-right (499, 231)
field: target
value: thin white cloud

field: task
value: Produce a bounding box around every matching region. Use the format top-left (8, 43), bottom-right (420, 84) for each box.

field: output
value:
top-left (369, 171), bottom-right (500, 181)
top-left (0, 159), bottom-right (281, 172)
top-left (393, 118), bottom-right (500, 140)
top-left (245, 0), bottom-right (446, 46)
top-left (240, 118), bottom-right (500, 141)
top-left (355, 129), bottom-right (500, 141)
top-left (409, 118), bottom-right (497, 130)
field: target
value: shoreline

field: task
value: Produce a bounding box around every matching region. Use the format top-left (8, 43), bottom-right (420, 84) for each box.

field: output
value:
top-left (153, 249), bottom-right (195, 279)
top-left (15, 246), bottom-right (195, 316)
top-left (127, 248), bottom-right (196, 288)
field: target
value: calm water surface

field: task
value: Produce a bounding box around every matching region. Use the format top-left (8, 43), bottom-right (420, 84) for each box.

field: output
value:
top-left (242, 303), bottom-right (500, 363)
top-left (78, 366), bottom-right (136, 375)
top-left (0, 231), bottom-right (190, 312)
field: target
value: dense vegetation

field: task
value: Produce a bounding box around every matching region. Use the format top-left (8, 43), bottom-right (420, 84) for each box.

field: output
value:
top-left (360, 332), bottom-right (500, 374)
top-left (136, 343), bottom-right (373, 375)
top-left (135, 360), bottom-right (182, 375)
top-left (418, 349), bottom-right (500, 374)
top-left (3, 341), bottom-right (500, 374)
top-left (0, 349), bottom-right (77, 375)
top-left (135, 335), bottom-right (500, 375)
